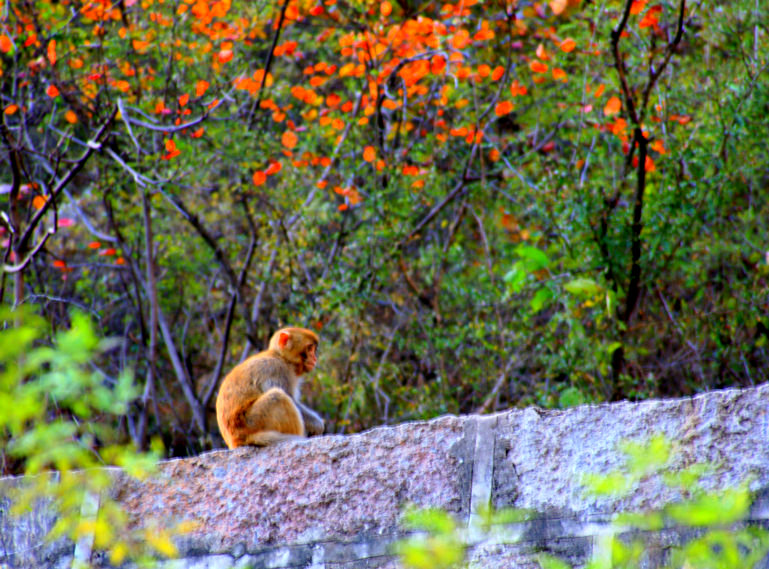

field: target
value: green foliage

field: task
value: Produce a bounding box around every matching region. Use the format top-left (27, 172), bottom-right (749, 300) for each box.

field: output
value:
top-left (0, 309), bottom-right (179, 567)
top-left (397, 508), bottom-right (466, 569)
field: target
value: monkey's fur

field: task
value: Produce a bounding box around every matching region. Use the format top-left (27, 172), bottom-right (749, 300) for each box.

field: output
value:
top-left (216, 327), bottom-right (324, 448)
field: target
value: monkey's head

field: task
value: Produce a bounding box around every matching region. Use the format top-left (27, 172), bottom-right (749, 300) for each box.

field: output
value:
top-left (269, 327), bottom-right (319, 376)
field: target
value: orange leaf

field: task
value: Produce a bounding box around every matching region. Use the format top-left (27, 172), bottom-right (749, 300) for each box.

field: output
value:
top-left (604, 96), bottom-right (622, 116)
top-left (631, 0), bottom-right (646, 13)
top-left (559, 38), bottom-right (576, 53)
top-left (253, 69), bottom-right (274, 88)
top-left (265, 161), bottom-right (282, 176)
top-left (380, 1), bottom-right (392, 16)
top-left (33, 195), bottom-right (48, 210)
top-left (650, 139), bottom-right (666, 154)
top-left (473, 28), bottom-right (495, 41)
top-left (431, 55), bottom-right (446, 75)
top-left (594, 84), bottom-right (605, 98)
top-left (282, 130), bottom-right (298, 149)
top-left (47, 39), bottom-right (57, 65)
top-left (46, 85), bottom-right (60, 98)
top-left (326, 93), bottom-right (341, 107)
top-left (0, 35), bottom-right (12, 54)
top-left (4, 104), bottom-right (18, 115)
top-left (550, 0), bottom-right (568, 15)
top-left (451, 29), bottom-right (470, 50)
top-left (163, 138), bottom-right (180, 160)
top-left (639, 5), bottom-right (662, 29)
top-left (510, 80), bottom-right (528, 97)
top-left (252, 171), bottom-right (266, 186)
top-left (491, 66), bottom-right (505, 81)
top-left (495, 100), bottom-right (514, 116)
top-left (644, 155), bottom-right (655, 172)
top-left (178, 93), bottom-right (190, 106)
top-left (610, 117), bottom-right (627, 136)
top-left (195, 80), bottom-right (210, 97)
top-left (363, 146), bottom-right (376, 162)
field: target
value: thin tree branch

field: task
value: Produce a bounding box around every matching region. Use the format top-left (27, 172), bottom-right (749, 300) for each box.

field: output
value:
top-left (201, 199), bottom-right (259, 408)
top-left (159, 188), bottom-right (258, 344)
top-left (17, 107), bottom-right (118, 253)
top-left (247, 0), bottom-right (290, 126)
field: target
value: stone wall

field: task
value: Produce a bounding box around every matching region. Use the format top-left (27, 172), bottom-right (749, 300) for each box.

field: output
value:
top-left (2, 384), bottom-right (769, 569)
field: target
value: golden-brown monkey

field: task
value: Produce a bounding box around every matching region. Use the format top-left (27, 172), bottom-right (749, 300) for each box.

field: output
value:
top-left (215, 327), bottom-right (324, 448)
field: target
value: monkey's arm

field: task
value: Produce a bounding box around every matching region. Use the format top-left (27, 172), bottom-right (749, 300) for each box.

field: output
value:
top-left (296, 402), bottom-right (324, 436)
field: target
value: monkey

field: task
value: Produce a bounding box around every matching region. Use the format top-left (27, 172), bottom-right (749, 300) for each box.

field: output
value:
top-left (215, 327), bottom-right (325, 448)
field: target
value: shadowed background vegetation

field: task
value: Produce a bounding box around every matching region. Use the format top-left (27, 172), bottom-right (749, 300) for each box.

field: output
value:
top-left (1, 0), bottom-right (767, 466)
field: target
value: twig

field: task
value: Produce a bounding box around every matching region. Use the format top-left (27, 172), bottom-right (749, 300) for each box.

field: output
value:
top-left (17, 107), bottom-right (118, 253)
top-left (2, 230), bottom-right (52, 273)
top-left (247, 0), bottom-right (291, 126)
top-left (202, 199), bottom-right (259, 408)
top-left (475, 355), bottom-right (517, 414)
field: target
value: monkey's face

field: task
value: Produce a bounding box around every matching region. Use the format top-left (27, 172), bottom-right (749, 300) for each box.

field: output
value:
top-left (302, 343), bottom-right (317, 374)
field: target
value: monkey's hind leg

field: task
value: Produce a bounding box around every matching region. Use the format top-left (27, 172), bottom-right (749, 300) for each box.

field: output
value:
top-left (236, 387), bottom-right (306, 447)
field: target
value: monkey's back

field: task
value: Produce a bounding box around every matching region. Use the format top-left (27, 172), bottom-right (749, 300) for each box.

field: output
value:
top-left (215, 351), bottom-right (294, 447)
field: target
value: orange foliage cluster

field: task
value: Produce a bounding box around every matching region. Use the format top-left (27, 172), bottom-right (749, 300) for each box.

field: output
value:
top-left (0, 0), bottom-right (690, 232)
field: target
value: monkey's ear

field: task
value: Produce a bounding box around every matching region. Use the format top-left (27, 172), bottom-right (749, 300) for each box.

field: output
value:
top-left (278, 332), bottom-right (291, 348)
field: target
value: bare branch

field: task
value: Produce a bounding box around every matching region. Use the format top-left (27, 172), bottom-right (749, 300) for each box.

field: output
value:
top-left (17, 107), bottom-right (118, 253)
top-left (2, 230), bottom-right (52, 273)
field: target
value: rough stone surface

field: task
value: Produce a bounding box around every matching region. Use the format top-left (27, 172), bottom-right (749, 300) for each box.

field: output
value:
top-left (116, 415), bottom-right (470, 553)
top-left (494, 384), bottom-right (769, 515)
top-left (0, 474), bottom-right (70, 569)
top-left (2, 384), bottom-right (769, 569)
